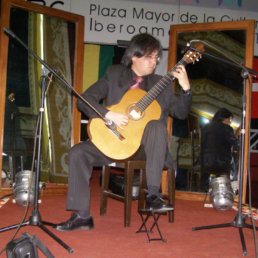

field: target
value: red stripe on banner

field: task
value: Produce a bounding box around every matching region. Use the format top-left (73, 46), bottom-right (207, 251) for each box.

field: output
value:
top-left (251, 57), bottom-right (258, 118)
top-left (253, 57), bottom-right (258, 83)
top-left (252, 93), bottom-right (258, 118)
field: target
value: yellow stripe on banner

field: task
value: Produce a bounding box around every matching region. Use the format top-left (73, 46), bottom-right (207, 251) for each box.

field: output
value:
top-left (83, 44), bottom-right (100, 92)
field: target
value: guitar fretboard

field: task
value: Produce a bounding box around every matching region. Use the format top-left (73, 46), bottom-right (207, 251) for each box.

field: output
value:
top-left (136, 58), bottom-right (189, 112)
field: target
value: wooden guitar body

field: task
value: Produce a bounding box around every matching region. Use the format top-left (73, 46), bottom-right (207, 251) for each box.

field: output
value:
top-left (87, 88), bottom-right (161, 160)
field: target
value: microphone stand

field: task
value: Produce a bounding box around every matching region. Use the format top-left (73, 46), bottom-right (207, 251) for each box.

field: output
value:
top-left (189, 44), bottom-right (258, 256)
top-left (0, 30), bottom-right (77, 253)
top-left (0, 68), bottom-right (73, 253)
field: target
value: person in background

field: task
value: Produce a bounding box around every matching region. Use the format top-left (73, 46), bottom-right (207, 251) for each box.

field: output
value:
top-left (53, 33), bottom-right (192, 232)
top-left (200, 108), bottom-right (240, 191)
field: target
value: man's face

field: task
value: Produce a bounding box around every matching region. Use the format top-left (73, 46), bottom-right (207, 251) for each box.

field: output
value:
top-left (131, 50), bottom-right (159, 76)
top-left (222, 117), bottom-right (232, 125)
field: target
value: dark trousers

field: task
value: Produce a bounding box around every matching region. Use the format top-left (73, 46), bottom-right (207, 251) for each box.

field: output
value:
top-left (66, 120), bottom-right (170, 212)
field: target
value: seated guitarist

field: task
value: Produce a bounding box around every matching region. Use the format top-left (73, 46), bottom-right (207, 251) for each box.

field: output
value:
top-left (53, 33), bottom-right (192, 232)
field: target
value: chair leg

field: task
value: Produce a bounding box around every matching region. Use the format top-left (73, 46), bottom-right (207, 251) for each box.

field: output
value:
top-left (138, 168), bottom-right (147, 210)
top-left (124, 161), bottom-right (135, 227)
top-left (100, 165), bottom-right (110, 216)
top-left (167, 169), bottom-right (175, 223)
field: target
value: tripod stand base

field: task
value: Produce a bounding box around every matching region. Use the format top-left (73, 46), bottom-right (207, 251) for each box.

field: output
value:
top-left (192, 213), bottom-right (258, 256)
top-left (0, 210), bottom-right (73, 253)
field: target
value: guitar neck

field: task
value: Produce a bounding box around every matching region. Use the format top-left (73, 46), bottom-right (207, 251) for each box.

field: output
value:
top-left (136, 58), bottom-right (189, 112)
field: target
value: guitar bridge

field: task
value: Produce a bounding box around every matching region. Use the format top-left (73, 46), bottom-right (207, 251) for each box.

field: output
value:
top-left (104, 120), bottom-right (125, 141)
top-left (110, 127), bottom-right (125, 141)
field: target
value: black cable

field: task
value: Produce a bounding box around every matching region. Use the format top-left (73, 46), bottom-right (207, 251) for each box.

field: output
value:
top-left (0, 193), bottom-right (13, 200)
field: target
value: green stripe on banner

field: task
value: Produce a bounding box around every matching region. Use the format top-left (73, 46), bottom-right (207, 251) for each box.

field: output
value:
top-left (98, 45), bottom-right (114, 79)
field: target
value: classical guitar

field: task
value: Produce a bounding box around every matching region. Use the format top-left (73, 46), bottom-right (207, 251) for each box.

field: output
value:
top-left (88, 44), bottom-right (204, 160)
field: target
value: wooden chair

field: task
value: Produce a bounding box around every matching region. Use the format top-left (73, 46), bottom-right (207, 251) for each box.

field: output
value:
top-left (100, 160), bottom-right (175, 227)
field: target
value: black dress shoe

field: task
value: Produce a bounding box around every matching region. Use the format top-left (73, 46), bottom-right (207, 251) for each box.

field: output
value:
top-left (53, 213), bottom-right (94, 231)
top-left (145, 195), bottom-right (174, 211)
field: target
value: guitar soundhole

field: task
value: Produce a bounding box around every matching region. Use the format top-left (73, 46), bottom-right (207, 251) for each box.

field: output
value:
top-left (127, 104), bottom-right (144, 121)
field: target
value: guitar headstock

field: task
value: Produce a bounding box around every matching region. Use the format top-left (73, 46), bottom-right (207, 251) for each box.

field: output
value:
top-left (183, 44), bottom-right (204, 64)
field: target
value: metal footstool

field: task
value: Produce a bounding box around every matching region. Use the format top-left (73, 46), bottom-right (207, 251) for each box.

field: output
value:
top-left (136, 208), bottom-right (171, 243)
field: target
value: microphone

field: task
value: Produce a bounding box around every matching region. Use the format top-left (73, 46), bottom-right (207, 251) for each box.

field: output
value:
top-left (187, 39), bottom-right (202, 46)
top-left (39, 67), bottom-right (50, 89)
top-left (41, 67), bottom-right (54, 95)
top-left (187, 39), bottom-right (211, 50)
top-left (181, 40), bottom-right (201, 54)
top-left (41, 67), bottom-right (50, 77)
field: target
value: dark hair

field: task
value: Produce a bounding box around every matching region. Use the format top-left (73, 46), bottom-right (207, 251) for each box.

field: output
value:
top-left (121, 33), bottom-right (162, 68)
top-left (212, 108), bottom-right (233, 122)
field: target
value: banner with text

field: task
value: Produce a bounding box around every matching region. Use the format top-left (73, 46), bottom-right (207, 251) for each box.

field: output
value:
top-left (34, 0), bottom-right (258, 55)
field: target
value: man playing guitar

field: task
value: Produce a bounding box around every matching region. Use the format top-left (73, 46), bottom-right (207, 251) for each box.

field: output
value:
top-left (54, 33), bottom-right (192, 232)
